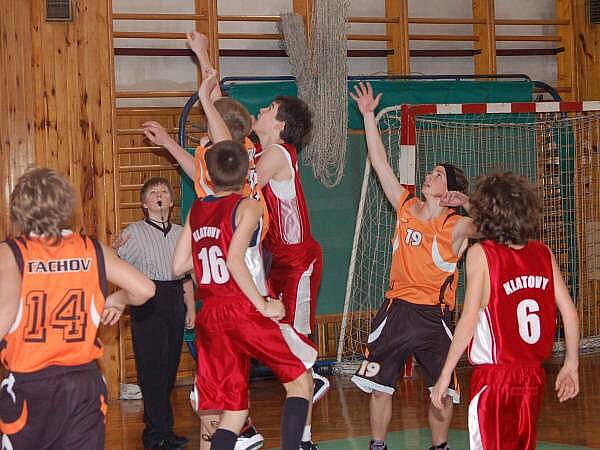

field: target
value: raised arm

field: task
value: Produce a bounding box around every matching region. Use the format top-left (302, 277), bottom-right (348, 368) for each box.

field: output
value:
top-left (227, 199), bottom-right (284, 320)
top-left (0, 243), bottom-right (22, 341)
top-left (550, 249), bottom-right (580, 402)
top-left (172, 214), bottom-right (194, 277)
top-left (430, 243), bottom-right (488, 408)
top-left (199, 68), bottom-right (232, 144)
top-left (186, 31), bottom-right (223, 100)
top-left (142, 121), bottom-right (195, 179)
top-left (351, 82), bottom-right (405, 208)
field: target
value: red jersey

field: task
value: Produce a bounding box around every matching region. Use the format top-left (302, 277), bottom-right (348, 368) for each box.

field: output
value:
top-left (468, 240), bottom-right (556, 366)
top-left (256, 143), bottom-right (317, 257)
top-left (1, 233), bottom-right (107, 373)
top-left (189, 194), bottom-right (267, 303)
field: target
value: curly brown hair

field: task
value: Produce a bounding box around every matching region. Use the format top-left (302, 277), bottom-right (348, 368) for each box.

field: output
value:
top-left (10, 167), bottom-right (76, 243)
top-left (470, 171), bottom-right (540, 246)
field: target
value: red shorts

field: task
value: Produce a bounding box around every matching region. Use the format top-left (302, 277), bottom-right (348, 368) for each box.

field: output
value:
top-left (194, 298), bottom-right (317, 412)
top-left (468, 364), bottom-right (545, 450)
top-left (268, 240), bottom-right (323, 335)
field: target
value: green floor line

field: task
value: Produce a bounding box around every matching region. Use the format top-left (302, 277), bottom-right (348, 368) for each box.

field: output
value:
top-left (275, 428), bottom-right (592, 449)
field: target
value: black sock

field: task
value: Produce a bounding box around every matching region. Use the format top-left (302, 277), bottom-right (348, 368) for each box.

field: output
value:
top-left (210, 428), bottom-right (237, 450)
top-left (280, 396), bottom-right (310, 450)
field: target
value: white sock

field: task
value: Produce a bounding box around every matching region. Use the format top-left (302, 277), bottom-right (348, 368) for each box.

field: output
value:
top-left (302, 425), bottom-right (312, 442)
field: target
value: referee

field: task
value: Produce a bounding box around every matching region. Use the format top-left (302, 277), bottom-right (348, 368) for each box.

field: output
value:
top-left (117, 177), bottom-right (195, 450)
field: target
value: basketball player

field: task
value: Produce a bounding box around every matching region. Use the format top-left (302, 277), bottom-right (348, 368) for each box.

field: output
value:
top-left (430, 171), bottom-right (579, 450)
top-left (350, 81), bottom-right (477, 450)
top-left (196, 68), bottom-right (328, 448)
top-left (0, 168), bottom-right (155, 450)
top-left (142, 41), bottom-right (266, 449)
top-left (172, 140), bottom-right (316, 450)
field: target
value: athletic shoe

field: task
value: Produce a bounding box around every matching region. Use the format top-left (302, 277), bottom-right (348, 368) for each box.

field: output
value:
top-left (368, 440), bottom-right (387, 450)
top-left (234, 423), bottom-right (264, 450)
top-left (312, 371), bottom-right (330, 403)
top-left (120, 383), bottom-right (142, 400)
top-left (166, 434), bottom-right (189, 448)
top-left (300, 441), bottom-right (319, 450)
top-left (428, 443), bottom-right (452, 450)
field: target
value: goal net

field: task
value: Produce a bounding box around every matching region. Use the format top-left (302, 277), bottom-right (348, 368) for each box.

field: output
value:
top-left (336, 102), bottom-right (600, 373)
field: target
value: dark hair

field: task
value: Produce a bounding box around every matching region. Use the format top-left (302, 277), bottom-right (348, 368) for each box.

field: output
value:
top-left (10, 167), bottom-right (76, 244)
top-left (205, 140), bottom-right (249, 191)
top-left (470, 171), bottom-right (540, 245)
top-left (214, 97), bottom-right (252, 144)
top-left (274, 96), bottom-right (313, 150)
top-left (140, 177), bottom-right (174, 203)
top-left (439, 163), bottom-right (468, 194)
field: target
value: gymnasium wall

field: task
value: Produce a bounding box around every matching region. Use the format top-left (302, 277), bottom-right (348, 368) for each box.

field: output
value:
top-left (113, 0), bottom-right (559, 108)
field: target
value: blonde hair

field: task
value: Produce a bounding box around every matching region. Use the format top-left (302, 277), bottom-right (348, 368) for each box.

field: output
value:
top-left (10, 168), bottom-right (76, 243)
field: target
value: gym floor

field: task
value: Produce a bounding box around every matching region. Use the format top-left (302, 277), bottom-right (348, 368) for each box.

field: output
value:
top-left (105, 353), bottom-right (600, 449)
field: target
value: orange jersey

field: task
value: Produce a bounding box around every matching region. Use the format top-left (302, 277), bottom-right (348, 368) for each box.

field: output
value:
top-left (1, 233), bottom-right (108, 373)
top-left (386, 191), bottom-right (461, 309)
top-left (194, 137), bottom-right (269, 238)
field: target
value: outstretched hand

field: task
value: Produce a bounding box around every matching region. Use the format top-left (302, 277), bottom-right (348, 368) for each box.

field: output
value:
top-left (186, 30), bottom-right (209, 55)
top-left (350, 81), bottom-right (382, 116)
top-left (439, 191), bottom-right (469, 208)
top-left (142, 121), bottom-right (174, 147)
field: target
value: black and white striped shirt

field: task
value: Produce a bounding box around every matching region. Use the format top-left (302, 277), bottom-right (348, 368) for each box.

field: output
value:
top-left (117, 220), bottom-right (184, 281)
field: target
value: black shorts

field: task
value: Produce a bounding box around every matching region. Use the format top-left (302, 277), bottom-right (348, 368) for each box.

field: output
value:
top-left (351, 299), bottom-right (460, 403)
top-left (0, 362), bottom-right (107, 450)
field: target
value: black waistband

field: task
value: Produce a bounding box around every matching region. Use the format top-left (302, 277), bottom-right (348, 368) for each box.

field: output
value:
top-left (8, 361), bottom-right (99, 382)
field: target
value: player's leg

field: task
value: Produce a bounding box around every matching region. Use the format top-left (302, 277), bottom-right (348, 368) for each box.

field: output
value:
top-left (211, 411), bottom-right (249, 450)
top-left (516, 367), bottom-right (545, 450)
top-left (352, 300), bottom-right (412, 449)
top-left (50, 364), bottom-right (108, 450)
top-left (412, 304), bottom-right (459, 450)
top-left (238, 310), bottom-right (316, 450)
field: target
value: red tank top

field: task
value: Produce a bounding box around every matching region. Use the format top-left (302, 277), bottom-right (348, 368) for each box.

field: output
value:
top-left (255, 143), bottom-right (316, 255)
top-left (189, 194), bottom-right (267, 303)
top-left (1, 233), bottom-right (107, 372)
top-left (468, 240), bottom-right (556, 366)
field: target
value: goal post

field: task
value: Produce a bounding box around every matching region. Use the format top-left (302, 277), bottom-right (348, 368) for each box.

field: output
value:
top-left (337, 101), bottom-right (600, 372)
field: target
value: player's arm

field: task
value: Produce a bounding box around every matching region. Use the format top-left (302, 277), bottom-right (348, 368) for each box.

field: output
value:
top-left (186, 31), bottom-right (223, 100)
top-left (550, 249), bottom-right (580, 402)
top-left (255, 144), bottom-right (291, 188)
top-left (431, 243), bottom-right (488, 409)
top-left (183, 277), bottom-right (195, 329)
top-left (199, 68), bottom-right (231, 144)
top-left (100, 242), bottom-right (155, 325)
top-left (142, 120), bottom-right (195, 179)
top-left (0, 243), bottom-right (22, 341)
top-left (173, 215), bottom-right (194, 277)
top-left (227, 198), bottom-right (284, 320)
top-left (452, 216), bottom-right (478, 257)
top-left (350, 81), bottom-right (405, 207)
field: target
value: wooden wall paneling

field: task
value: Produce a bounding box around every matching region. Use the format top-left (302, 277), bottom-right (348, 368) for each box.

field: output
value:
top-left (293, 0), bottom-right (314, 40)
top-left (195, 0), bottom-right (218, 72)
top-left (573, 0), bottom-right (600, 100)
top-left (472, 0), bottom-right (496, 74)
top-left (556, 0), bottom-right (577, 100)
top-left (0, 1), bottom-right (36, 239)
top-left (386, 0), bottom-right (409, 74)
